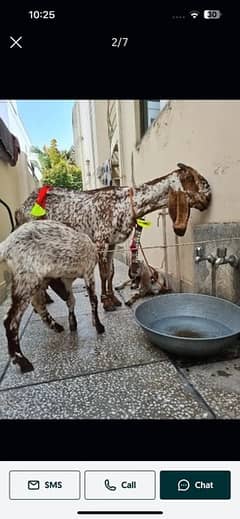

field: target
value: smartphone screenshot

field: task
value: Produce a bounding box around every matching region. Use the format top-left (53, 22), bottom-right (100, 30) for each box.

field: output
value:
top-left (0, 5), bottom-right (239, 518)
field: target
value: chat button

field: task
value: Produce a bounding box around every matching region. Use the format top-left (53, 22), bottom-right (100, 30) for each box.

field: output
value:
top-left (160, 471), bottom-right (231, 499)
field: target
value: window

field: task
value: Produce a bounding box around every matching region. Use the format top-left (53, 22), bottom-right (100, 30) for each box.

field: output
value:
top-left (139, 99), bottom-right (168, 138)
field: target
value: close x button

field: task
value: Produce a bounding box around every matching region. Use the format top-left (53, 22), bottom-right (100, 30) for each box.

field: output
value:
top-left (160, 471), bottom-right (231, 499)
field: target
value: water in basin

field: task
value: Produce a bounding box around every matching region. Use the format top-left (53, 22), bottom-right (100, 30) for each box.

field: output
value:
top-left (150, 315), bottom-right (232, 339)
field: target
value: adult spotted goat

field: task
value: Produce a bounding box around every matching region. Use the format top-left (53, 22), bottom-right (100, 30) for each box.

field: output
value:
top-left (15, 163), bottom-right (211, 311)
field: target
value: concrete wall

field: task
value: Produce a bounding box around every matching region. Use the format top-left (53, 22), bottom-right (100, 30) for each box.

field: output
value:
top-left (72, 99), bottom-right (240, 299)
top-left (0, 154), bottom-right (39, 302)
top-left (117, 100), bottom-right (240, 296)
top-left (0, 100), bottom-right (40, 302)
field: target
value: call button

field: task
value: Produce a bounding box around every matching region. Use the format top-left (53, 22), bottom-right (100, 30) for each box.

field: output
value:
top-left (160, 471), bottom-right (230, 499)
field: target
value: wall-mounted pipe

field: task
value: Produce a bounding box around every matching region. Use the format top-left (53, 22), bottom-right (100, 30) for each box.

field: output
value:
top-left (0, 199), bottom-right (15, 232)
top-left (157, 208), bottom-right (169, 289)
top-left (194, 246), bottom-right (240, 297)
top-left (157, 208), bottom-right (182, 291)
top-left (175, 235), bottom-right (182, 292)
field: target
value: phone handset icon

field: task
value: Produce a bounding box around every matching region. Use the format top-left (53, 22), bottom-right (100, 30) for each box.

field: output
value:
top-left (104, 479), bottom-right (117, 491)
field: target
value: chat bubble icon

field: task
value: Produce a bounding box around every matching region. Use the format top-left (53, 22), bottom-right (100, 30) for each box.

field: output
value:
top-left (177, 479), bottom-right (190, 492)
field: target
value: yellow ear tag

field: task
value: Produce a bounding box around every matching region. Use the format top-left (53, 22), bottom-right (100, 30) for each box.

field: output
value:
top-left (137, 218), bottom-right (152, 228)
top-left (30, 203), bottom-right (46, 217)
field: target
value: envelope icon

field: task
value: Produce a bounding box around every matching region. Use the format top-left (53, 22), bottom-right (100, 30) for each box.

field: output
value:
top-left (27, 480), bottom-right (40, 490)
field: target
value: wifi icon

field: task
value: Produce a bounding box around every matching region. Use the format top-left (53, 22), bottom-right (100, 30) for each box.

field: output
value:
top-left (189, 10), bottom-right (200, 19)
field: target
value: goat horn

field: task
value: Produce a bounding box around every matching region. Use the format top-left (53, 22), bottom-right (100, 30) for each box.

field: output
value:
top-left (177, 163), bottom-right (189, 170)
top-left (131, 152), bottom-right (137, 188)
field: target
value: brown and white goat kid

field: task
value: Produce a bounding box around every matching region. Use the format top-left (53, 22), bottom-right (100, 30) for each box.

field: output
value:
top-left (115, 262), bottom-right (170, 306)
top-left (0, 221), bottom-right (105, 373)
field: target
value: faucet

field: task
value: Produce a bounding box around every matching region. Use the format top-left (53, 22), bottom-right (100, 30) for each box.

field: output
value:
top-left (195, 246), bottom-right (216, 265)
top-left (195, 246), bottom-right (240, 298)
top-left (215, 247), bottom-right (239, 268)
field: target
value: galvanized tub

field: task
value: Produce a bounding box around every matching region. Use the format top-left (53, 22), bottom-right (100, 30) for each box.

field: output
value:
top-left (135, 293), bottom-right (240, 357)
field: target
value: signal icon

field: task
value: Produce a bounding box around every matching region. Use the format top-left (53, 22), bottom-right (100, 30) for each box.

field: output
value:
top-left (189, 10), bottom-right (200, 19)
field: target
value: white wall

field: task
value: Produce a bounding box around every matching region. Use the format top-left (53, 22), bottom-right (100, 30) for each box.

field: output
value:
top-left (0, 100), bottom-right (32, 155)
top-left (72, 100), bottom-right (110, 190)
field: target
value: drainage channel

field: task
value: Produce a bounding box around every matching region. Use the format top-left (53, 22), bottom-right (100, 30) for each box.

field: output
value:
top-left (170, 359), bottom-right (217, 419)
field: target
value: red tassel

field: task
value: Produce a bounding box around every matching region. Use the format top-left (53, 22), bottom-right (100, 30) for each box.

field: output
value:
top-left (36, 185), bottom-right (52, 208)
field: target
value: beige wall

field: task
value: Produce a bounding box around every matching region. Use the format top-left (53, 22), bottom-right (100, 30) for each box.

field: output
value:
top-left (0, 153), bottom-right (39, 301)
top-left (118, 100), bottom-right (240, 288)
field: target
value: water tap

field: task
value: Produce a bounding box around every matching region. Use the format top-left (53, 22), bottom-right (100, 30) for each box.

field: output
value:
top-left (195, 246), bottom-right (216, 265)
top-left (215, 247), bottom-right (239, 268)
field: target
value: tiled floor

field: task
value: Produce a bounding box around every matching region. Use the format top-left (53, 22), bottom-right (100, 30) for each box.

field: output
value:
top-left (1, 261), bottom-right (240, 419)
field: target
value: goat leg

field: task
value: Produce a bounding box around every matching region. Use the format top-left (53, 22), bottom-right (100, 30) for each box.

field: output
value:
top-left (62, 279), bottom-right (78, 331)
top-left (4, 287), bottom-right (34, 373)
top-left (115, 279), bottom-right (131, 291)
top-left (31, 290), bottom-right (64, 333)
top-left (44, 291), bottom-right (54, 304)
top-left (107, 253), bottom-right (122, 306)
top-left (85, 277), bottom-right (105, 334)
top-left (125, 292), bottom-right (141, 306)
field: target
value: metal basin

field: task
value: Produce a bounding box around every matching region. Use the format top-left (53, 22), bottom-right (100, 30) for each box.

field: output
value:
top-left (135, 293), bottom-right (240, 357)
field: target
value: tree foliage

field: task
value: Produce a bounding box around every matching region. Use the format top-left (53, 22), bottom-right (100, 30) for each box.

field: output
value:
top-left (31, 139), bottom-right (82, 190)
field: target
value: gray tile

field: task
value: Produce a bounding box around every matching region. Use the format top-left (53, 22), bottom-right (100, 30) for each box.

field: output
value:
top-left (0, 362), bottom-right (211, 419)
top-left (0, 309), bottom-right (167, 390)
top-left (182, 357), bottom-right (240, 418)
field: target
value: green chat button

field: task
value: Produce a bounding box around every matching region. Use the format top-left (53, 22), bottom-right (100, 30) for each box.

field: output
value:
top-left (160, 471), bottom-right (231, 500)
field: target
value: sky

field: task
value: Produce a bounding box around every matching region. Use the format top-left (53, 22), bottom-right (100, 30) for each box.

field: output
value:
top-left (17, 100), bottom-right (74, 151)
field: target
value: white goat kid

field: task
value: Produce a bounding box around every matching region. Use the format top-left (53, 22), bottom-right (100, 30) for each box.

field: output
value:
top-left (0, 221), bottom-right (105, 373)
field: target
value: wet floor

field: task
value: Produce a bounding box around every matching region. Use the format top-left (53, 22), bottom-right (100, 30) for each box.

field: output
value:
top-left (1, 261), bottom-right (240, 419)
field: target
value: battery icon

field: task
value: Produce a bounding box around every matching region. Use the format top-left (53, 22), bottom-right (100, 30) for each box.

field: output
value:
top-left (204, 10), bottom-right (222, 19)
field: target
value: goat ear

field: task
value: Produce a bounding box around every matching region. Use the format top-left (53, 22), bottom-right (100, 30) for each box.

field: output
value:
top-left (168, 189), bottom-right (190, 237)
top-left (168, 187), bottom-right (177, 224)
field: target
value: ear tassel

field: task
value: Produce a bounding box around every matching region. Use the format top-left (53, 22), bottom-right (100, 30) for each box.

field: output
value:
top-left (30, 203), bottom-right (46, 217)
top-left (137, 218), bottom-right (152, 228)
top-left (29, 185), bottom-right (51, 217)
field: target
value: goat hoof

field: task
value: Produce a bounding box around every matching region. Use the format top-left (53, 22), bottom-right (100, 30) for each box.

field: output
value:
top-left (69, 312), bottom-right (77, 331)
top-left (13, 356), bottom-right (34, 373)
top-left (45, 292), bottom-right (54, 304)
top-left (102, 295), bottom-right (117, 312)
top-left (70, 324), bottom-right (78, 332)
top-left (54, 322), bottom-right (65, 333)
top-left (21, 360), bottom-right (34, 373)
top-left (103, 304), bottom-right (116, 312)
top-left (69, 321), bottom-right (78, 332)
top-left (111, 295), bottom-right (122, 306)
top-left (97, 323), bottom-right (105, 334)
